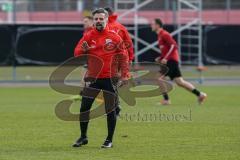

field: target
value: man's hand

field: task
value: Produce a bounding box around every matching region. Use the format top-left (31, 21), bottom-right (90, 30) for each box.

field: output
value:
top-left (155, 57), bottom-right (161, 63)
top-left (118, 77), bottom-right (128, 87)
top-left (81, 41), bottom-right (90, 52)
top-left (160, 58), bottom-right (167, 64)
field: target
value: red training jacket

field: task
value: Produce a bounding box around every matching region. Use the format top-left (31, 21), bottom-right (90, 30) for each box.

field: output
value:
top-left (74, 26), bottom-right (129, 79)
top-left (158, 29), bottom-right (179, 62)
top-left (108, 14), bottom-right (134, 62)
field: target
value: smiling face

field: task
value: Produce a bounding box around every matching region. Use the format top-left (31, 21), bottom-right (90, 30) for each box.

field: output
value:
top-left (93, 13), bottom-right (108, 32)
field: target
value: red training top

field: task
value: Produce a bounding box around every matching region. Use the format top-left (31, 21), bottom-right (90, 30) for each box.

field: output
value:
top-left (108, 14), bottom-right (134, 62)
top-left (158, 29), bottom-right (179, 62)
top-left (74, 26), bottom-right (129, 79)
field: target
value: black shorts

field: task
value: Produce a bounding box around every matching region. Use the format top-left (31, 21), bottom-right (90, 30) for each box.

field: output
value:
top-left (80, 78), bottom-right (117, 117)
top-left (163, 60), bottom-right (182, 80)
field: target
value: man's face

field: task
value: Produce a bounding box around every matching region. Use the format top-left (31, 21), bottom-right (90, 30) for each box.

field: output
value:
top-left (83, 18), bottom-right (93, 30)
top-left (93, 13), bottom-right (108, 31)
top-left (151, 20), bottom-right (160, 32)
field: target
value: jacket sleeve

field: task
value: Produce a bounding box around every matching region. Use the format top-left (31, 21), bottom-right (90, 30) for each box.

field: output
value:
top-left (119, 25), bottom-right (134, 62)
top-left (116, 37), bottom-right (130, 79)
top-left (74, 34), bottom-right (88, 57)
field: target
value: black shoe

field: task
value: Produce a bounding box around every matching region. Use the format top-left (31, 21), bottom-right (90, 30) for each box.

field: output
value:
top-left (72, 137), bottom-right (88, 147)
top-left (101, 140), bottom-right (113, 148)
top-left (115, 106), bottom-right (121, 117)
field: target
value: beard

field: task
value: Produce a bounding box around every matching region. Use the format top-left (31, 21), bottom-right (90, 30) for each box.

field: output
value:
top-left (96, 23), bottom-right (104, 31)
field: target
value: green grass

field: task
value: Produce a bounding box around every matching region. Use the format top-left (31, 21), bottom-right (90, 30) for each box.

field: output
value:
top-left (1, 66), bottom-right (240, 81)
top-left (0, 85), bottom-right (240, 160)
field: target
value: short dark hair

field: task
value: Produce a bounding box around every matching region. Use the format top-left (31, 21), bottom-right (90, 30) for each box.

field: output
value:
top-left (92, 8), bottom-right (109, 17)
top-left (84, 16), bottom-right (93, 20)
top-left (104, 7), bottom-right (114, 15)
top-left (155, 18), bottom-right (163, 28)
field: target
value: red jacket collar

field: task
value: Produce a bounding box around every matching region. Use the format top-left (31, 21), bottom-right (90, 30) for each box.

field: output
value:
top-left (158, 28), bottom-right (164, 36)
top-left (108, 14), bottom-right (118, 23)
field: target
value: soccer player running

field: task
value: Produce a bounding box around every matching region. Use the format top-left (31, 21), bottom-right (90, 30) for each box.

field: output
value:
top-left (151, 18), bottom-right (207, 105)
top-left (104, 7), bottom-right (134, 115)
top-left (73, 8), bottom-right (129, 148)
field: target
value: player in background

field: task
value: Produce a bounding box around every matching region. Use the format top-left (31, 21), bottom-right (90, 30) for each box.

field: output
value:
top-left (83, 16), bottom-right (93, 34)
top-left (70, 16), bottom-right (94, 102)
top-left (151, 18), bottom-right (207, 105)
top-left (104, 7), bottom-right (134, 116)
top-left (104, 7), bottom-right (134, 62)
top-left (73, 8), bottom-right (129, 148)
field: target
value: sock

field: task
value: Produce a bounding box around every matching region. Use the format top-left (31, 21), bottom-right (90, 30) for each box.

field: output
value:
top-left (80, 97), bottom-right (94, 139)
top-left (80, 121), bottom-right (88, 138)
top-left (192, 89), bottom-right (201, 97)
top-left (106, 111), bottom-right (117, 142)
top-left (163, 93), bottom-right (169, 100)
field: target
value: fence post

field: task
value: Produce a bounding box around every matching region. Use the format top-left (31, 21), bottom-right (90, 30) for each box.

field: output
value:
top-left (226, 0), bottom-right (231, 10)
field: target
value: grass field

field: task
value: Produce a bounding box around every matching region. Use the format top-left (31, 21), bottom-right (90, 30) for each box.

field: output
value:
top-left (1, 85), bottom-right (240, 160)
top-left (1, 66), bottom-right (240, 81)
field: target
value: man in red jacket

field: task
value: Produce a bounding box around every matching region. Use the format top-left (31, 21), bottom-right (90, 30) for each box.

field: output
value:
top-left (104, 7), bottom-right (134, 62)
top-left (152, 18), bottom-right (207, 105)
top-left (104, 7), bottom-right (134, 116)
top-left (73, 8), bottom-right (129, 148)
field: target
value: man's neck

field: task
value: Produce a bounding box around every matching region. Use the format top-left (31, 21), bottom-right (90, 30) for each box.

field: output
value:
top-left (156, 28), bottom-right (162, 34)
